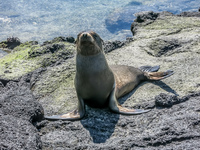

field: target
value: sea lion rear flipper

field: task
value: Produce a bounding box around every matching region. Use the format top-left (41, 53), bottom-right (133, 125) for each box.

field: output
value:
top-left (109, 85), bottom-right (151, 115)
top-left (146, 70), bottom-right (174, 80)
top-left (45, 96), bottom-right (85, 121)
top-left (139, 65), bottom-right (160, 72)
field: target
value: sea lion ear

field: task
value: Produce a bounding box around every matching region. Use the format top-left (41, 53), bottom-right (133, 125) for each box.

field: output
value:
top-left (101, 39), bottom-right (104, 45)
top-left (102, 40), bottom-right (106, 52)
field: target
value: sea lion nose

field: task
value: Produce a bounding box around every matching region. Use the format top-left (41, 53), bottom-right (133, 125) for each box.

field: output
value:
top-left (82, 32), bottom-right (88, 38)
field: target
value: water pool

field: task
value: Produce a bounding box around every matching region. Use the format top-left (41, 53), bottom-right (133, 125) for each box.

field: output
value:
top-left (0, 0), bottom-right (199, 43)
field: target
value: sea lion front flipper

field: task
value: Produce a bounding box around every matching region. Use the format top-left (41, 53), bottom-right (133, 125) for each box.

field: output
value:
top-left (45, 109), bottom-right (82, 121)
top-left (108, 85), bottom-right (151, 115)
top-left (45, 96), bottom-right (85, 121)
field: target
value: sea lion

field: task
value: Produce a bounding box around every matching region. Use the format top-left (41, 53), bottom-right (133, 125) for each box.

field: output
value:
top-left (45, 31), bottom-right (173, 121)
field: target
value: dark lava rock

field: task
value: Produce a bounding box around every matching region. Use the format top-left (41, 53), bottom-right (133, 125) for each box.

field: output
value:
top-left (28, 42), bottom-right (74, 67)
top-left (131, 11), bottom-right (166, 36)
top-left (103, 37), bottom-right (135, 53)
top-left (39, 92), bottom-right (200, 149)
top-left (28, 43), bottom-right (66, 58)
top-left (0, 79), bottom-right (44, 123)
top-left (155, 93), bottom-right (188, 107)
top-left (20, 41), bottom-right (39, 47)
top-left (0, 76), bottom-right (44, 150)
top-left (177, 11), bottom-right (200, 17)
top-left (131, 11), bottom-right (159, 35)
top-left (0, 37), bottom-right (21, 50)
top-left (134, 11), bottom-right (159, 23)
top-left (104, 40), bottom-right (125, 53)
top-left (42, 36), bottom-right (75, 45)
top-left (148, 38), bottom-right (181, 57)
top-left (0, 115), bottom-right (42, 150)
top-left (0, 78), bottom-right (19, 87)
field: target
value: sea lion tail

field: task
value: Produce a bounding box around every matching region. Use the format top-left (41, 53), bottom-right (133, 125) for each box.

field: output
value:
top-left (140, 65), bottom-right (174, 80)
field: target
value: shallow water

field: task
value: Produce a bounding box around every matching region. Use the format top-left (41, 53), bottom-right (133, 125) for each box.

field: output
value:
top-left (0, 0), bottom-right (199, 43)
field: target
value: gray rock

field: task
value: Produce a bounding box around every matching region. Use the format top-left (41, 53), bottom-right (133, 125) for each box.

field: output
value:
top-left (0, 37), bottom-right (21, 50)
top-left (134, 11), bottom-right (159, 23)
top-left (131, 11), bottom-right (160, 35)
top-left (0, 78), bottom-right (43, 150)
top-left (0, 80), bottom-right (44, 123)
top-left (147, 38), bottom-right (181, 57)
top-left (39, 92), bottom-right (200, 149)
top-left (177, 11), bottom-right (200, 17)
top-left (103, 40), bottom-right (126, 53)
top-left (0, 115), bottom-right (42, 150)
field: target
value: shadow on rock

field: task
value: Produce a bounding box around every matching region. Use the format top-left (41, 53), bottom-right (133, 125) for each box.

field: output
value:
top-left (119, 80), bottom-right (178, 108)
top-left (79, 80), bottom-right (177, 144)
top-left (81, 107), bottom-right (119, 143)
top-left (152, 80), bottom-right (178, 96)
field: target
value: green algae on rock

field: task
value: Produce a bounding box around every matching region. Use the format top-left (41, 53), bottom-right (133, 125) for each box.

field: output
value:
top-left (31, 61), bottom-right (77, 115)
top-left (0, 38), bottom-right (75, 80)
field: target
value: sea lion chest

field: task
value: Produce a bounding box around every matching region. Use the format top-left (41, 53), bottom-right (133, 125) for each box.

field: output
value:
top-left (75, 53), bottom-right (114, 107)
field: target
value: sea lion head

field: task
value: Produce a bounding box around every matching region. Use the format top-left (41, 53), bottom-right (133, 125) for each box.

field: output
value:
top-left (76, 31), bottom-right (103, 56)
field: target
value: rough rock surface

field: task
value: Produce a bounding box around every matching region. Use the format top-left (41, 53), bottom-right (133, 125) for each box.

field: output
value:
top-left (0, 37), bottom-right (22, 50)
top-left (0, 77), bottom-right (44, 149)
top-left (38, 92), bottom-right (200, 150)
top-left (0, 11), bottom-right (200, 149)
top-left (177, 11), bottom-right (200, 17)
top-left (0, 38), bottom-right (75, 80)
top-left (0, 115), bottom-right (42, 150)
top-left (104, 40), bottom-right (126, 53)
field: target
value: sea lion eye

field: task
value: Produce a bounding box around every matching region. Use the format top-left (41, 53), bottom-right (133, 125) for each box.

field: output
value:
top-left (93, 34), bottom-right (97, 39)
top-left (90, 32), bottom-right (97, 38)
top-left (93, 34), bottom-right (100, 40)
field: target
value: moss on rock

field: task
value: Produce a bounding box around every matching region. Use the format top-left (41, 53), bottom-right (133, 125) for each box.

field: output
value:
top-left (0, 39), bottom-right (75, 80)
